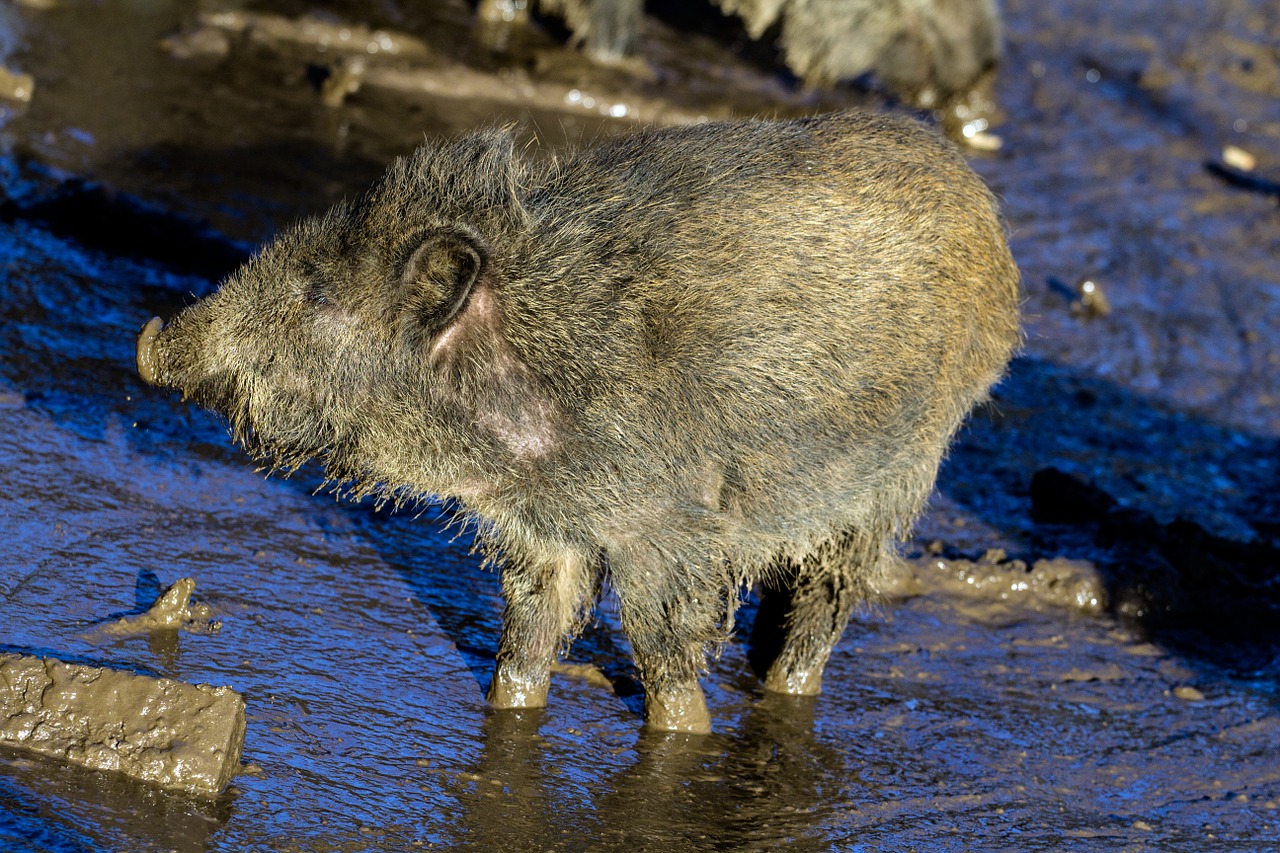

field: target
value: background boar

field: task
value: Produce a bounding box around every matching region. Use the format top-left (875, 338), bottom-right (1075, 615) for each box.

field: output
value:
top-left (477, 0), bottom-right (1002, 110)
top-left (136, 111), bottom-right (1020, 732)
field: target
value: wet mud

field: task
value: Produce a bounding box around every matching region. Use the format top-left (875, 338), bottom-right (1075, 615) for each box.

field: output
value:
top-left (0, 653), bottom-right (244, 797)
top-left (1, 0), bottom-right (1278, 850)
top-left (94, 577), bottom-right (221, 637)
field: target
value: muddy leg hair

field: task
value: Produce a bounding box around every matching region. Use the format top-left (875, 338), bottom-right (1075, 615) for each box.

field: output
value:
top-left (763, 528), bottom-right (885, 696)
top-left (609, 544), bottom-right (727, 734)
top-left (489, 549), bottom-right (596, 709)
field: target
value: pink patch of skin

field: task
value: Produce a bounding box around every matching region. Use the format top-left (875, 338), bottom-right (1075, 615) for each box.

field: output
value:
top-left (428, 283), bottom-right (562, 462)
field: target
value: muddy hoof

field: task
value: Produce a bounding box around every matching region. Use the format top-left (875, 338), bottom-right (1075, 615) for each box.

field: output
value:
top-left (487, 666), bottom-right (550, 709)
top-left (644, 685), bottom-right (711, 734)
top-left (763, 666), bottom-right (823, 696)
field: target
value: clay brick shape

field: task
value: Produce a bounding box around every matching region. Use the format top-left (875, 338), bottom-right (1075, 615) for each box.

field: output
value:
top-left (0, 654), bottom-right (245, 797)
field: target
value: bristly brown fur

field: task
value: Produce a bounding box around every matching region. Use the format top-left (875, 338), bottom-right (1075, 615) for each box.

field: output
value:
top-left (137, 110), bottom-right (1021, 731)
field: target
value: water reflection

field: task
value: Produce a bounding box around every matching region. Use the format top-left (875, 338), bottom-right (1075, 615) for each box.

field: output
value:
top-left (447, 694), bottom-right (851, 852)
top-left (0, 747), bottom-right (234, 853)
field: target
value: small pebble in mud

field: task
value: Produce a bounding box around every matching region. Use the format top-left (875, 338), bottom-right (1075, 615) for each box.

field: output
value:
top-left (1173, 685), bottom-right (1206, 702)
top-left (1221, 145), bottom-right (1256, 172)
top-left (1060, 663), bottom-right (1127, 683)
top-left (0, 66), bottom-right (36, 103)
top-left (1072, 279), bottom-right (1111, 318)
top-left (1045, 275), bottom-right (1111, 319)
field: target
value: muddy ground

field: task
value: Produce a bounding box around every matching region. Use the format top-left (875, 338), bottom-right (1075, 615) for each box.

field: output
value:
top-left (1, 0), bottom-right (1278, 850)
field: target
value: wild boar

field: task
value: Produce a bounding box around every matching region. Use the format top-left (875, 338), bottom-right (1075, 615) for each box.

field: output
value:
top-left (136, 110), bottom-right (1020, 732)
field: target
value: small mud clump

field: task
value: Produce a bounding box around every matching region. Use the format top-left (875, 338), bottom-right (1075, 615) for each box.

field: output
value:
top-left (135, 111), bottom-right (1020, 733)
top-left (95, 577), bottom-right (221, 637)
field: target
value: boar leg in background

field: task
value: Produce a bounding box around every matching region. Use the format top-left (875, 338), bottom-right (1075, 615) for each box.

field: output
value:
top-left (761, 528), bottom-right (884, 696)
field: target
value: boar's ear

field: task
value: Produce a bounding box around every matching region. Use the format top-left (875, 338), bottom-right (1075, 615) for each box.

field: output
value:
top-left (401, 225), bottom-right (486, 332)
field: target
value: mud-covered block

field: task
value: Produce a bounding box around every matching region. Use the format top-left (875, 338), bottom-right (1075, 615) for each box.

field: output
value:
top-left (0, 654), bottom-right (244, 797)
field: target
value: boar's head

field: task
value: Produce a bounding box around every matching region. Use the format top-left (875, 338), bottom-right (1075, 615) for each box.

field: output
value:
top-left (136, 131), bottom-right (560, 506)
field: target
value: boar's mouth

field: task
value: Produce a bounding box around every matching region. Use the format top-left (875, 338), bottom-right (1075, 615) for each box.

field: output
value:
top-left (136, 315), bottom-right (345, 473)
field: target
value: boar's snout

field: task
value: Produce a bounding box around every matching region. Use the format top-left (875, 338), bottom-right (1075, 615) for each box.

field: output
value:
top-left (136, 316), bottom-right (166, 386)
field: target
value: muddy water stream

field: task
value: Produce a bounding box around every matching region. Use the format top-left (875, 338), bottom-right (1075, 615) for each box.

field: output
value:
top-left (1, 1), bottom-right (1278, 850)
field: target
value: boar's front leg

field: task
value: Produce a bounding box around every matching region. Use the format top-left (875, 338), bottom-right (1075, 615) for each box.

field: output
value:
top-left (761, 528), bottom-right (885, 696)
top-left (489, 550), bottom-right (596, 709)
top-left (609, 545), bottom-right (721, 734)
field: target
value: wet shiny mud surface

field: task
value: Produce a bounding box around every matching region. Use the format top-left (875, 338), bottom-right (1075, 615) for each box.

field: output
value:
top-left (2, 0), bottom-right (1279, 849)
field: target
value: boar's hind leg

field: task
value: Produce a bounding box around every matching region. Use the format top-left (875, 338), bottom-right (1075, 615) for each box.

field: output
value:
top-left (760, 528), bottom-right (884, 696)
top-left (489, 550), bottom-right (596, 710)
top-left (610, 549), bottom-right (720, 735)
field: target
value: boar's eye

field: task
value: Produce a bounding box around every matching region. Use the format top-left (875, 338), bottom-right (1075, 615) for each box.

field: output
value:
top-left (297, 261), bottom-right (336, 309)
top-left (304, 282), bottom-right (334, 307)
top-left (400, 225), bottom-right (485, 332)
